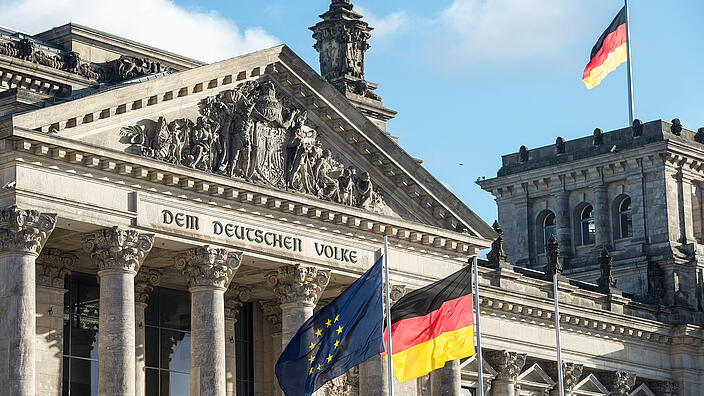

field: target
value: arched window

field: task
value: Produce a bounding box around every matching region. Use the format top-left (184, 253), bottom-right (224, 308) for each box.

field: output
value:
top-left (543, 212), bottom-right (556, 251)
top-left (618, 197), bottom-right (632, 238)
top-left (580, 205), bottom-right (595, 245)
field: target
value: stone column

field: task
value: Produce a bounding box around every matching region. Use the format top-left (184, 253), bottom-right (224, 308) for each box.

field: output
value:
top-left (134, 268), bottom-right (160, 396)
top-left (548, 362), bottom-right (582, 396)
top-left (175, 246), bottom-right (242, 396)
top-left (83, 227), bottom-right (154, 396)
top-left (0, 206), bottom-right (56, 395)
top-left (430, 359), bottom-right (461, 395)
top-left (224, 284), bottom-right (251, 396)
top-left (485, 350), bottom-right (526, 396)
top-left (594, 184), bottom-right (611, 248)
top-left (604, 371), bottom-right (636, 396)
top-left (555, 191), bottom-right (572, 257)
top-left (266, 264), bottom-right (330, 348)
top-left (35, 248), bottom-right (75, 395)
top-left (261, 301), bottom-right (283, 396)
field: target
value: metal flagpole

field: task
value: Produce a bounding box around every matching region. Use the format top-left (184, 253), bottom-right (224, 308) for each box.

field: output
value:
top-left (473, 256), bottom-right (484, 396)
top-left (383, 235), bottom-right (394, 396)
top-left (624, 0), bottom-right (635, 125)
top-left (553, 273), bottom-right (565, 396)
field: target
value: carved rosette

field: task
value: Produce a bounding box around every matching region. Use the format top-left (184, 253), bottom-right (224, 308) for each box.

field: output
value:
top-left (36, 248), bottom-right (76, 288)
top-left (174, 246), bottom-right (242, 290)
top-left (260, 300), bottom-right (282, 333)
top-left (485, 350), bottom-right (527, 382)
top-left (606, 371), bottom-right (636, 396)
top-left (266, 264), bottom-right (330, 306)
top-left (562, 362), bottom-right (584, 391)
top-left (82, 227), bottom-right (154, 273)
top-left (224, 283), bottom-right (251, 320)
top-left (390, 284), bottom-right (406, 305)
top-left (0, 206), bottom-right (57, 256)
top-left (135, 268), bottom-right (161, 303)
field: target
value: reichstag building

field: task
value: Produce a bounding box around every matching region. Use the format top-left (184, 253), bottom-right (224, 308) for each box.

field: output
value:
top-left (0, 0), bottom-right (699, 395)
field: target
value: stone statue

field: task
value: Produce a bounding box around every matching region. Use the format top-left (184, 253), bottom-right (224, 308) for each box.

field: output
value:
top-left (120, 79), bottom-right (390, 214)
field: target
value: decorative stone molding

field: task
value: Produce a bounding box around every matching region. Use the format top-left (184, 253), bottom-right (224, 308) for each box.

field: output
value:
top-left (390, 284), bottom-right (407, 304)
top-left (486, 220), bottom-right (509, 269)
top-left (323, 365), bottom-right (359, 396)
top-left (266, 264), bottom-right (330, 306)
top-left (174, 245), bottom-right (242, 289)
top-left (224, 283), bottom-right (251, 320)
top-left (36, 248), bottom-right (76, 288)
top-left (604, 371), bottom-right (636, 396)
top-left (82, 227), bottom-right (154, 273)
top-left (119, 79), bottom-right (390, 214)
top-left (135, 268), bottom-right (161, 303)
top-left (485, 350), bottom-right (527, 382)
top-left (260, 300), bottom-right (283, 333)
top-left (0, 205), bottom-right (56, 256)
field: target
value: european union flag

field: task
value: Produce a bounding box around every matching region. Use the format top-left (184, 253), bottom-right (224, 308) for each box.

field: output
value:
top-left (275, 257), bottom-right (384, 396)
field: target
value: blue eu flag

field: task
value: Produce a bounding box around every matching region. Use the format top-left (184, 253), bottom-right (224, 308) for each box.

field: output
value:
top-left (275, 257), bottom-right (384, 396)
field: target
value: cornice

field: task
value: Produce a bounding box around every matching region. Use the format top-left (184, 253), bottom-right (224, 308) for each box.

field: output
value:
top-left (2, 130), bottom-right (489, 258)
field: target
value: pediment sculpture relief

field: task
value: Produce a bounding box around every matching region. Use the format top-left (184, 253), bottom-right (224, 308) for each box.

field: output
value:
top-left (120, 80), bottom-right (390, 214)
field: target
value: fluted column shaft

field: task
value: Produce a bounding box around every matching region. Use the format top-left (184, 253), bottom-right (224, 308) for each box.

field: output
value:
top-left (0, 206), bottom-right (56, 395)
top-left (83, 227), bottom-right (154, 396)
top-left (430, 359), bottom-right (461, 395)
top-left (176, 246), bottom-right (242, 396)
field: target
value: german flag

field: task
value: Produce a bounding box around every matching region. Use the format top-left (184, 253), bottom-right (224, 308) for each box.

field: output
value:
top-left (384, 265), bottom-right (474, 382)
top-left (582, 7), bottom-right (627, 89)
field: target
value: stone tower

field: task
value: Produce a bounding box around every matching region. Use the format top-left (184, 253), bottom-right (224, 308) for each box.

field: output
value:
top-left (310, 0), bottom-right (396, 131)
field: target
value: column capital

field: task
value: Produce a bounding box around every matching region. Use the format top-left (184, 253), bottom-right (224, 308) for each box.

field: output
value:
top-left (0, 205), bottom-right (56, 256)
top-left (82, 227), bottom-right (154, 273)
top-left (266, 264), bottom-right (330, 306)
top-left (260, 300), bottom-right (282, 333)
top-left (604, 371), bottom-right (636, 396)
top-left (174, 245), bottom-right (242, 290)
top-left (135, 268), bottom-right (161, 303)
top-left (224, 283), bottom-right (251, 321)
top-left (36, 248), bottom-right (76, 289)
top-left (562, 362), bottom-right (584, 391)
top-left (651, 381), bottom-right (678, 396)
top-left (485, 350), bottom-right (526, 382)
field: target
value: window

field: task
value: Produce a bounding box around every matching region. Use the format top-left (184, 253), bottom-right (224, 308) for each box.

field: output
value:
top-left (63, 273), bottom-right (100, 396)
top-left (618, 197), bottom-right (633, 238)
top-left (580, 205), bottom-right (596, 245)
top-left (461, 387), bottom-right (476, 396)
top-left (144, 287), bottom-right (191, 396)
top-left (542, 212), bottom-right (557, 252)
top-left (236, 303), bottom-right (255, 396)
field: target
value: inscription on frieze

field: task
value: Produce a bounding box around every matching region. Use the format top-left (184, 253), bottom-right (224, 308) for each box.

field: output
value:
top-left (120, 80), bottom-right (390, 214)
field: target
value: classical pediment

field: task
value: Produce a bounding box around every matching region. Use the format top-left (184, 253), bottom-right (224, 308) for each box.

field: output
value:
top-left (573, 374), bottom-right (610, 396)
top-left (7, 45), bottom-right (493, 239)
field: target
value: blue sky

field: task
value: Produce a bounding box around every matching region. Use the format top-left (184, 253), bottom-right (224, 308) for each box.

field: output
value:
top-left (6, 0), bottom-right (703, 225)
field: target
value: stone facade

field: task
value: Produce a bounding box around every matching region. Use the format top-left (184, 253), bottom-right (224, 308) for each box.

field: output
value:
top-left (0, 1), bottom-right (700, 396)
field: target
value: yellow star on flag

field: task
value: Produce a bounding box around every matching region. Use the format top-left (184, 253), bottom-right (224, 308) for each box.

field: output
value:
top-left (334, 340), bottom-right (340, 348)
top-left (334, 314), bottom-right (340, 323)
top-left (326, 319), bottom-right (332, 327)
top-left (309, 342), bottom-right (315, 350)
top-left (308, 355), bottom-right (315, 364)
top-left (336, 325), bottom-right (344, 334)
top-left (317, 364), bottom-right (321, 371)
top-left (309, 367), bottom-right (313, 374)
top-left (315, 328), bottom-right (322, 337)
top-left (326, 354), bottom-right (333, 363)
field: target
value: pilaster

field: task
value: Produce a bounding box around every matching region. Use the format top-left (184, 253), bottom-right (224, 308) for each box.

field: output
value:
top-left (224, 283), bottom-right (251, 396)
top-left (134, 268), bottom-right (160, 396)
top-left (35, 248), bottom-right (75, 396)
top-left (261, 300), bottom-right (283, 396)
top-left (0, 206), bottom-right (56, 396)
top-left (83, 227), bottom-right (154, 396)
top-left (175, 246), bottom-right (242, 396)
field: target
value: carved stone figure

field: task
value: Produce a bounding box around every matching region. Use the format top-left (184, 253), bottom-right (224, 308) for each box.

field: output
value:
top-left (695, 127), bottom-right (704, 144)
top-left (63, 51), bottom-right (81, 73)
top-left (544, 234), bottom-right (562, 278)
top-left (486, 220), bottom-right (508, 268)
top-left (593, 128), bottom-right (604, 145)
top-left (119, 79), bottom-right (390, 214)
top-left (17, 38), bottom-right (35, 61)
top-left (647, 261), bottom-right (665, 304)
top-left (597, 247), bottom-right (617, 293)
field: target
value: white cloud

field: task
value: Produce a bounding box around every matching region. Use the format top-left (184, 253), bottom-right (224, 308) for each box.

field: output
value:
top-left (431, 0), bottom-right (591, 71)
top-left (1, 0), bottom-right (280, 63)
top-left (355, 6), bottom-right (411, 41)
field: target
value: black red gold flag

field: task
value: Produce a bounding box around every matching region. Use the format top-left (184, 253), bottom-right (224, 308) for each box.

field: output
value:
top-left (583, 7), bottom-right (627, 89)
top-left (384, 265), bottom-right (475, 382)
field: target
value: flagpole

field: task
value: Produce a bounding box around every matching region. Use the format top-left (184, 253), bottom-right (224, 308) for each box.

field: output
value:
top-left (383, 235), bottom-right (395, 396)
top-left (553, 274), bottom-right (564, 396)
top-left (624, 0), bottom-right (635, 125)
top-left (472, 256), bottom-right (484, 396)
